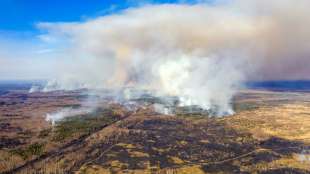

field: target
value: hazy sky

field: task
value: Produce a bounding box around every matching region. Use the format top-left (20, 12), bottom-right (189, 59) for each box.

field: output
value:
top-left (0, 0), bottom-right (207, 31)
top-left (0, 0), bottom-right (209, 80)
top-left (0, 0), bottom-right (309, 81)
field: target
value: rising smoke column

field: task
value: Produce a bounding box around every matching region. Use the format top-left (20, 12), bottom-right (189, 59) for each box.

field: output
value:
top-left (36, 0), bottom-right (310, 115)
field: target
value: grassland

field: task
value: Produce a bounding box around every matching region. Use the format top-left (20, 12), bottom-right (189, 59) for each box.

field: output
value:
top-left (0, 90), bottom-right (310, 173)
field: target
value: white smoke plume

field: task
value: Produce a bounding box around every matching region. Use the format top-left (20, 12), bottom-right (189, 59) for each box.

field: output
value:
top-left (298, 148), bottom-right (310, 163)
top-left (32, 0), bottom-right (310, 115)
top-left (45, 107), bottom-right (94, 125)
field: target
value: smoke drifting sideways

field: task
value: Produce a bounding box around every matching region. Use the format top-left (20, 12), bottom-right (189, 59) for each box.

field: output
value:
top-left (46, 107), bottom-right (94, 125)
top-left (32, 0), bottom-right (310, 116)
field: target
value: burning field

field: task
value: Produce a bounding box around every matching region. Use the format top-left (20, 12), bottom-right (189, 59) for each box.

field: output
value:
top-left (0, 0), bottom-right (310, 173)
top-left (0, 84), bottom-right (310, 174)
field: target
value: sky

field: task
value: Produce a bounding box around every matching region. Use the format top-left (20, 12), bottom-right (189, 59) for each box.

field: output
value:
top-left (0, 0), bottom-right (203, 31)
top-left (0, 0), bottom-right (309, 82)
top-left (0, 0), bottom-right (208, 43)
top-left (0, 0), bottom-right (207, 80)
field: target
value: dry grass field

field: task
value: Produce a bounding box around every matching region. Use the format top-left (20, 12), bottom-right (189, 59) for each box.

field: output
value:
top-left (0, 89), bottom-right (309, 174)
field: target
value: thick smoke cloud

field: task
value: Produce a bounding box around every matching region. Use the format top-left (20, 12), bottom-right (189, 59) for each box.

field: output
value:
top-left (34, 0), bottom-right (310, 115)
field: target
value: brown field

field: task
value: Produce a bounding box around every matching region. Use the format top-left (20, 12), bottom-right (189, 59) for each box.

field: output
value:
top-left (0, 89), bottom-right (309, 174)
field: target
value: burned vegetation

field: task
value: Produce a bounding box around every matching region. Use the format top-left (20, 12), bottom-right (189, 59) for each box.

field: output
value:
top-left (0, 90), bottom-right (310, 173)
